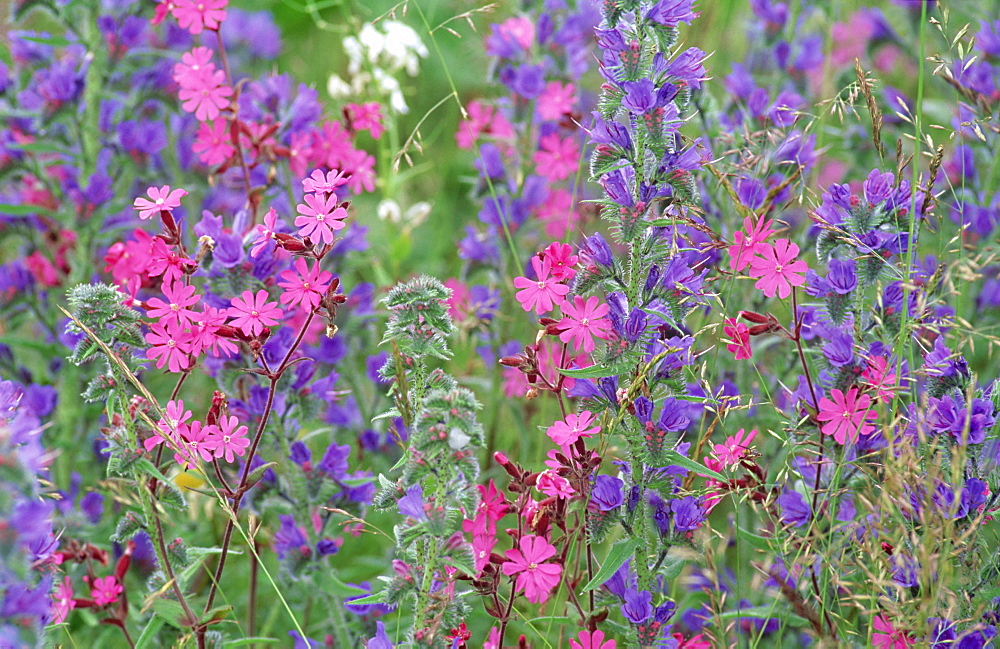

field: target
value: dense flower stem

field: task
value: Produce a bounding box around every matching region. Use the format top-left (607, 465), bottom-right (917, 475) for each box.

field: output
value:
top-left (203, 312), bottom-right (317, 618)
top-left (213, 29), bottom-right (256, 225)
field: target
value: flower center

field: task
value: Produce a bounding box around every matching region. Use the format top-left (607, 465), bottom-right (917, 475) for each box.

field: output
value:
top-left (223, 435), bottom-right (231, 443)
top-left (774, 264), bottom-right (783, 273)
top-left (251, 310), bottom-right (258, 317)
top-left (527, 562), bottom-right (537, 571)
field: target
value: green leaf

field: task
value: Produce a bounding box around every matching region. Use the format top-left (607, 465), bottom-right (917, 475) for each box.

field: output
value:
top-left (223, 638), bottom-right (282, 647)
top-left (151, 599), bottom-right (192, 629)
top-left (716, 606), bottom-right (810, 628)
top-left (0, 203), bottom-right (53, 216)
top-left (20, 34), bottom-right (72, 46)
top-left (661, 449), bottom-right (726, 481)
top-left (558, 361), bottom-right (628, 379)
top-left (341, 592), bottom-right (385, 606)
top-left (200, 604), bottom-right (234, 625)
top-left (246, 461), bottom-right (278, 488)
top-left (736, 527), bottom-right (773, 552)
top-left (133, 615), bottom-right (165, 649)
top-left (582, 538), bottom-right (643, 591)
top-left (8, 141), bottom-right (71, 155)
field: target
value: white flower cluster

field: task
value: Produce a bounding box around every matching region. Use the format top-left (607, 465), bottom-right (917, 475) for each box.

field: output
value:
top-left (327, 20), bottom-right (428, 114)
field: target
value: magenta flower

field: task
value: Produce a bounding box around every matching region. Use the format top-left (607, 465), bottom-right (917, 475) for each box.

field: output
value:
top-left (144, 279), bottom-right (200, 327)
top-left (537, 81), bottom-right (577, 121)
top-left (171, 0), bottom-right (228, 34)
top-left (227, 290), bottom-right (282, 337)
top-left (872, 614), bottom-right (915, 648)
top-left (251, 208), bottom-right (281, 258)
top-left (501, 534), bottom-right (562, 604)
top-left (172, 46), bottom-right (215, 88)
top-left (862, 356), bottom-right (897, 403)
top-left (536, 470), bottom-right (575, 498)
top-left (145, 320), bottom-right (193, 373)
top-left (546, 410), bottom-right (601, 446)
top-left (344, 102), bottom-right (385, 139)
top-left (193, 119), bottom-right (235, 166)
top-left (711, 428), bottom-right (757, 468)
top-left (532, 133), bottom-right (580, 182)
top-left (541, 241), bottom-right (578, 281)
top-left (728, 215), bottom-right (776, 272)
top-left (189, 305), bottom-right (237, 358)
top-left (178, 68), bottom-right (233, 121)
top-left (570, 629), bottom-right (616, 649)
top-left (747, 238), bottom-right (808, 299)
top-left (816, 387), bottom-right (878, 445)
top-left (278, 257), bottom-right (333, 312)
top-left (133, 185), bottom-right (187, 220)
top-left (86, 575), bottom-right (123, 606)
top-left (301, 168), bottom-right (348, 194)
top-left (558, 295), bottom-right (611, 354)
top-left (206, 415), bottom-right (250, 462)
top-left (51, 576), bottom-right (75, 624)
top-left (295, 192), bottom-right (348, 245)
top-left (513, 256), bottom-right (570, 315)
top-left (723, 317), bottom-right (752, 360)
top-left (175, 420), bottom-right (217, 468)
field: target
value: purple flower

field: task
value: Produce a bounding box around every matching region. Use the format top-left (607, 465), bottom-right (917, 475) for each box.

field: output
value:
top-left (822, 330), bottom-right (855, 368)
top-left (316, 539), bottom-right (339, 556)
top-left (274, 515), bottom-right (308, 559)
top-left (600, 167), bottom-right (635, 207)
top-left (645, 0), bottom-right (699, 26)
top-left (863, 169), bottom-right (895, 205)
top-left (666, 47), bottom-right (707, 89)
top-left (827, 258), bottom-right (858, 294)
top-left (398, 484), bottom-right (427, 520)
top-left (670, 496), bottom-right (705, 532)
top-left (657, 397), bottom-right (691, 432)
top-left (589, 112), bottom-right (632, 150)
top-left (510, 63), bottom-right (546, 99)
top-left (591, 475), bottom-right (625, 511)
top-left (290, 441), bottom-right (312, 466)
top-left (367, 621), bottom-right (394, 649)
top-left (777, 490), bottom-right (811, 527)
top-left (603, 560), bottom-right (634, 599)
top-left (621, 588), bottom-right (653, 624)
top-left (621, 79), bottom-right (658, 114)
top-left (580, 231), bottom-right (613, 268)
top-left (317, 443), bottom-right (350, 479)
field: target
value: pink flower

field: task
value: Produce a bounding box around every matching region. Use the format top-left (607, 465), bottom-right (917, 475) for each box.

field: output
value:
top-left (541, 241), bottom-right (578, 281)
top-left (339, 147), bottom-right (376, 194)
top-left (205, 414), bottom-right (250, 462)
top-left (872, 614), bottom-right (915, 648)
top-left (533, 133), bottom-right (579, 182)
top-left (816, 387), bottom-right (878, 445)
top-left (177, 68), bottom-right (233, 121)
top-left (747, 238), bottom-right (808, 299)
top-left (227, 290), bottom-right (282, 337)
top-left (484, 627), bottom-right (501, 649)
top-left (728, 215), bottom-right (776, 272)
top-left (189, 305), bottom-right (236, 358)
top-left (50, 576), bottom-right (75, 624)
top-left (287, 131), bottom-right (314, 178)
top-left (295, 192), bottom-right (348, 245)
top-left (251, 208), bottom-right (281, 258)
top-left (278, 257), bottom-right (333, 312)
top-left (171, 0), bottom-right (227, 34)
top-left (144, 279), bottom-right (200, 327)
top-left (570, 629), bottom-right (616, 649)
top-left (862, 355), bottom-right (897, 403)
top-left (302, 168), bottom-right (348, 195)
top-left (193, 119), bottom-right (235, 166)
top-left (558, 295), bottom-right (611, 354)
top-left (537, 188), bottom-right (580, 239)
top-left (344, 102), bottom-right (384, 139)
top-left (712, 428), bottom-right (757, 468)
top-left (546, 410), bottom-right (601, 446)
top-left (86, 575), bottom-right (123, 606)
top-left (147, 238), bottom-right (195, 283)
top-left (133, 185), bottom-right (187, 220)
top-left (537, 81), bottom-right (577, 121)
top-left (172, 47), bottom-right (215, 88)
top-left (513, 256), bottom-right (570, 315)
top-left (175, 420), bottom-right (217, 468)
top-left (723, 317), bottom-right (752, 360)
top-left (455, 101), bottom-right (514, 149)
top-left (502, 534), bottom-right (562, 604)
top-left (145, 321), bottom-right (193, 373)
top-left (536, 470), bottom-right (575, 498)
